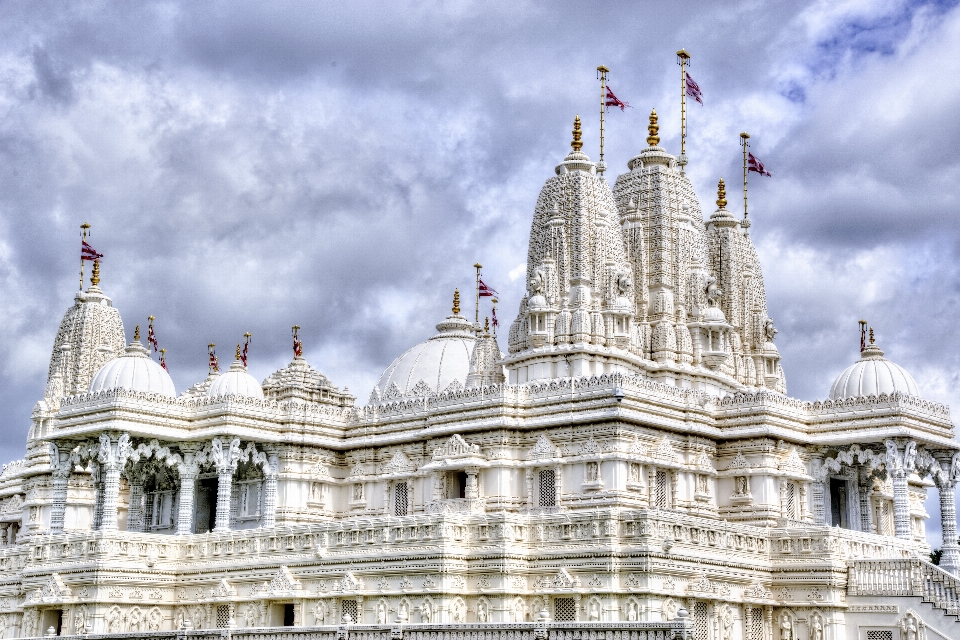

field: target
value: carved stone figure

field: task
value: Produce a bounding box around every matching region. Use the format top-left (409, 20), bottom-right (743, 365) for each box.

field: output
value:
top-left (398, 602), bottom-right (408, 623)
top-left (779, 613), bottom-right (792, 640)
top-left (586, 462), bottom-right (599, 482)
top-left (377, 602), bottom-right (387, 624)
top-left (589, 602), bottom-right (600, 621)
top-left (810, 616), bottom-right (823, 640)
top-left (764, 318), bottom-right (777, 342)
top-left (477, 602), bottom-right (487, 623)
top-left (420, 601), bottom-right (431, 624)
top-left (626, 602), bottom-right (637, 622)
top-left (312, 601), bottom-right (326, 625)
top-left (353, 483), bottom-right (363, 501)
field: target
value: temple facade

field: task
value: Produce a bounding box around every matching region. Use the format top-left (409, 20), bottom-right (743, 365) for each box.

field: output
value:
top-left (0, 113), bottom-right (957, 640)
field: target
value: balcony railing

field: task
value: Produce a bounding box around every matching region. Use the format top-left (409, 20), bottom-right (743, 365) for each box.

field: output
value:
top-left (849, 558), bottom-right (960, 617)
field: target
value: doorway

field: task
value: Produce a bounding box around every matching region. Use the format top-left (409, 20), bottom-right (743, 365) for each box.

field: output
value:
top-left (194, 478), bottom-right (218, 533)
top-left (40, 609), bottom-right (63, 637)
top-left (830, 478), bottom-right (848, 529)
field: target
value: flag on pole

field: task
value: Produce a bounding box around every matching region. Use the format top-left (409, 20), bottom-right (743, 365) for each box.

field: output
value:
top-left (147, 322), bottom-right (159, 353)
top-left (208, 345), bottom-right (219, 373)
top-left (748, 152), bottom-right (772, 177)
top-left (605, 86), bottom-right (630, 111)
top-left (159, 349), bottom-right (168, 372)
top-left (81, 241), bottom-right (103, 261)
top-left (478, 280), bottom-right (498, 297)
top-left (685, 72), bottom-right (703, 104)
top-left (293, 326), bottom-right (303, 358)
top-left (491, 306), bottom-right (499, 328)
top-left (241, 333), bottom-right (251, 367)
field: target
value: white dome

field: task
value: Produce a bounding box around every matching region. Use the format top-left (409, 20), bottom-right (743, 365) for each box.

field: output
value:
top-left (208, 360), bottom-right (264, 400)
top-left (829, 342), bottom-right (919, 400)
top-left (376, 313), bottom-right (475, 397)
top-left (89, 341), bottom-right (176, 397)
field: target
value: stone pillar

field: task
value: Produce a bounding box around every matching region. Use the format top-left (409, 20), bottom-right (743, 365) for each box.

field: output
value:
top-left (97, 433), bottom-right (134, 532)
top-left (209, 437), bottom-right (243, 533)
top-left (465, 467), bottom-right (479, 500)
top-left (262, 445), bottom-right (281, 528)
top-left (938, 478), bottom-right (959, 574)
top-left (126, 469), bottom-right (146, 533)
top-left (858, 467), bottom-right (874, 533)
top-left (91, 464), bottom-right (104, 530)
top-left (432, 471), bottom-right (444, 501)
top-left (935, 452), bottom-right (960, 575)
top-left (214, 465), bottom-right (235, 532)
top-left (175, 445), bottom-right (202, 535)
top-left (48, 443), bottom-right (73, 534)
top-left (525, 469), bottom-right (534, 509)
top-left (885, 439), bottom-right (916, 540)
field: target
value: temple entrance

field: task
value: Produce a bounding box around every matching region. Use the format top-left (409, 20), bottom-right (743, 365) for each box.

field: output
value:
top-left (830, 478), bottom-right (849, 529)
top-left (194, 478), bottom-right (218, 533)
top-left (40, 609), bottom-right (62, 636)
top-left (269, 603), bottom-right (296, 627)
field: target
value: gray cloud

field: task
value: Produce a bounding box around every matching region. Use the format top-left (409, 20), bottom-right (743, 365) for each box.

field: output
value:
top-left (0, 0), bottom-right (957, 544)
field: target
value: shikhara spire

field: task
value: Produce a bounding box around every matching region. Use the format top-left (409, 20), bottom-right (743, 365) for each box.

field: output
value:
top-left (505, 110), bottom-right (785, 394)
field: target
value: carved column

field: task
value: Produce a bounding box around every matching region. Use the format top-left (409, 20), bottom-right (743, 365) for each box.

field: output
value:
top-left (885, 439), bottom-right (916, 540)
top-left (48, 443), bottom-right (73, 534)
top-left (858, 467), bottom-right (874, 534)
top-left (262, 445), bottom-right (281, 529)
top-left (175, 445), bottom-right (202, 535)
top-left (91, 464), bottom-right (104, 530)
top-left (935, 452), bottom-right (960, 575)
top-left (98, 433), bottom-right (134, 531)
top-left (465, 467), bottom-right (479, 500)
top-left (212, 438), bottom-right (242, 533)
top-left (432, 472), bottom-right (444, 501)
top-left (525, 469), bottom-right (534, 509)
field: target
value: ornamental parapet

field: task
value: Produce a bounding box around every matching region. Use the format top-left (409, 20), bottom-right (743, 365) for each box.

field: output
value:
top-left (19, 621), bottom-right (693, 640)
top-left (770, 524), bottom-right (920, 561)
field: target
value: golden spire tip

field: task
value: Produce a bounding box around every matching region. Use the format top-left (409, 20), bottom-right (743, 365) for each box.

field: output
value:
top-left (134, 325), bottom-right (140, 341)
top-left (236, 344), bottom-right (242, 360)
top-left (716, 178), bottom-right (727, 209)
top-left (646, 109), bottom-right (660, 147)
top-left (452, 289), bottom-right (461, 315)
top-left (571, 115), bottom-right (583, 152)
top-left (90, 260), bottom-right (100, 287)
top-left (869, 327), bottom-right (875, 345)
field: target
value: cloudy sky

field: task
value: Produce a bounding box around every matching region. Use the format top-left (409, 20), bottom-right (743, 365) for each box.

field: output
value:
top-left (0, 0), bottom-right (958, 543)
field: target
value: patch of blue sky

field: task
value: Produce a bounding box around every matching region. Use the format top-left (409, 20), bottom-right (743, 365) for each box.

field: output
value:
top-left (805, 0), bottom-right (959, 82)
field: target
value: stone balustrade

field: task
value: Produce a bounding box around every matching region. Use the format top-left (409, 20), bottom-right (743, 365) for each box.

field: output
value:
top-left (22, 621), bottom-right (693, 640)
top-left (849, 558), bottom-right (960, 616)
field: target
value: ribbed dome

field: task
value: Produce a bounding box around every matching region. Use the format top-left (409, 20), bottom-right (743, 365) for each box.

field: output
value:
top-left (89, 341), bottom-right (176, 397)
top-left (376, 313), bottom-right (475, 397)
top-left (829, 342), bottom-right (919, 400)
top-left (208, 359), bottom-right (264, 400)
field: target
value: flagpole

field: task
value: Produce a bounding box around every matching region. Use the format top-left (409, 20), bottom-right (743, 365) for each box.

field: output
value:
top-left (474, 262), bottom-right (482, 333)
top-left (677, 50), bottom-right (691, 173)
top-left (597, 65), bottom-right (609, 175)
top-left (740, 132), bottom-right (750, 228)
top-left (491, 297), bottom-right (498, 337)
top-left (79, 223), bottom-right (90, 290)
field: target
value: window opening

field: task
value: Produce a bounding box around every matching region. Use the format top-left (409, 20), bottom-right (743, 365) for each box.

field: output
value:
top-left (283, 604), bottom-right (296, 627)
top-left (395, 482), bottom-right (409, 516)
top-left (554, 598), bottom-right (576, 622)
top-left (654, 469), bottom-right (668, 508)
top-left (830, 478), bottom-right (848, 529)
top-left (340, 600), bottom-right (358, 624)
top-left (539, 469), bottom-right (556, 507)
top-left (216, 606), bottom-right (230, 629)
top-left (693, 602), bottom-right (708, 640)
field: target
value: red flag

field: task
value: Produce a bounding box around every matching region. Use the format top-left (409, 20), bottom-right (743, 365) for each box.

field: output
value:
top-left (147, 323), bottom-right (159, 353)
top-left (685, 72), bottom-right (703, 104)
top-left (605, 86), bottom-right (630, 111)
top-left (241, 334), bottom-right (251, 367)
top-left (293, 329), bottom-right (303, 358)
top-left (209, 347), bottom-right (220, 373)
top-left (748, 152), bottom-right (772, 177)
top-left (478, 279), bottom-right (498, 297)
top-left (491, 306), bottom-right (499, 328)
top-left (159, 350), bottom-right (168, 372)
top-left (81, 241), bottom-right (103, 261)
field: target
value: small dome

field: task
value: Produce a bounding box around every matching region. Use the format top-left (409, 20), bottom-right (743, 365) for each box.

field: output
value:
top-left (703, 305), bottom-right (727, 323)
top-left (89, 341), bottom-right (176, 397)
top-left (208, 359), bottom-right (264, 400)
top-left (528, 294), bottom-right (548, 310)
top-left (376, 312), bottom-right (475, 398)
top-left (829, 342), bottom-right (919, 400)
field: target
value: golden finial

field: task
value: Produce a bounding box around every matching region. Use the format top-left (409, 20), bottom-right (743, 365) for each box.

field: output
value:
top-left (90, 260), bottom-right (101, 286)
top-left (452, 289), bottom-right (461, 315)
top-left (134, 325), bottom-right (140, 341)
top-left (159, 348), bottom-right (166, 356)
top-left (716, 178), bottom-right (727, 209)
top-left (869, 327), bottom-right (875, 345)
top-left (646, 109), bottom-right (660, 147)
top-left (484, 316), bottom-right (490, 333)
top-left (571, 115), bottom-right (583, 152)
top-left (148, 315), bottom-right (155, 322)
top-left (236, 344), bottom-right (242, 360)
